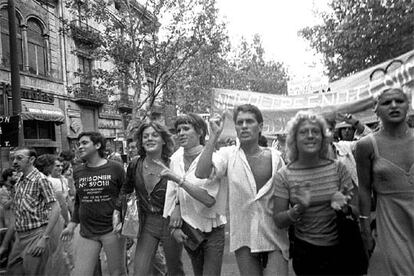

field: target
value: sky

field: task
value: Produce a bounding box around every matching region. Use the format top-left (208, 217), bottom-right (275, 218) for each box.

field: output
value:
top-left (216, 0), bottom-right (331, 92)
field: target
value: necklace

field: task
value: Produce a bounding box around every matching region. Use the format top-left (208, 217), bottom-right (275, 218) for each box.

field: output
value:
top-left (143, 158), bottom-right (162, 176)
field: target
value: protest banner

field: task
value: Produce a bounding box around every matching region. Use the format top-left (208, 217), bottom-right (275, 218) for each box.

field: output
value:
top-left (212, 49), bottom-right (414, 134)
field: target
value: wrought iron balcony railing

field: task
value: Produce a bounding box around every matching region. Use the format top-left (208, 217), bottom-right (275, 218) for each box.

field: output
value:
top-left (69, 20), bottom-right (102, 49)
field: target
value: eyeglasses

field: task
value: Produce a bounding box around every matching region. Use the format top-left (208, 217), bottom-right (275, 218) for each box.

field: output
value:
top-left (13, 155), bottom-right (30, 161)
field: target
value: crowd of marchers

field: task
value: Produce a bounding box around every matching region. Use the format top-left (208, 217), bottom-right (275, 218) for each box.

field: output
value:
top-left (0, 86), bottom-right (413, 276)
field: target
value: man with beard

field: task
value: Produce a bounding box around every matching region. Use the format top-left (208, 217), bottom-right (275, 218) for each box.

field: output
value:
top-left (61, 131), bottom-right (126, 276)
top-left (0, 148), bottom-right (60, 275)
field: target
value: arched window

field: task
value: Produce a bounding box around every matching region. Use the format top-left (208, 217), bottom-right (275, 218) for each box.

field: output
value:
top-left (27, 18), bottom-right (47, 75)
top-left (0, 8), bottom-right (23, 69)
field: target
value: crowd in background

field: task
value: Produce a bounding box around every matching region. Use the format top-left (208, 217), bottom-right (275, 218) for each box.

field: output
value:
top-left (0, 86), bottom-right (413, 276)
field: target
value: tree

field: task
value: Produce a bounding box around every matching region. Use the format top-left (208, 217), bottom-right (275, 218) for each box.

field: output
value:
top-left (163, 6), bottom-right (229, 115)
top-left (66, 0), bottom-right (224, 130)
top-left (299, 0), bottom-right (414, 81)
top-left (224, 34), bottom-right (289, 94)
top-left (166, 33), bottom-right (289, 116)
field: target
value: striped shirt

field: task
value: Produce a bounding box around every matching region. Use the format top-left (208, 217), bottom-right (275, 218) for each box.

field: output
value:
top-left (214, 146), bottom-right (289, 258)
top-left (13, 168), bottom-right (56, 232)
top-left (273, 160), bottom-right (353, 246)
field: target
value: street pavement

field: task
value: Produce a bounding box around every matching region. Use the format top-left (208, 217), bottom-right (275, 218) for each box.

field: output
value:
top-left (1, 224), bottom-right (382, 276)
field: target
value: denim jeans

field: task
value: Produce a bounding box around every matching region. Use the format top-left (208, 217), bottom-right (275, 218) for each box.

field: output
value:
top-left (184, 225), bottom-right (225, 276)
top-left (235, 246), bottom-right (288, 276)
top-left (73, 231), bottom-right (126, 276)
top-left (133, 214), bottom-right (184, 276)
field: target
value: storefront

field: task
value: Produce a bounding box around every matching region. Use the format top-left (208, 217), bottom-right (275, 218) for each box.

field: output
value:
top-left (98, 104), bottom-right (124, 154)
top-left (1, 83), bottom-right (65, 155)
top-left (20, 99), bottom-right (65, 155)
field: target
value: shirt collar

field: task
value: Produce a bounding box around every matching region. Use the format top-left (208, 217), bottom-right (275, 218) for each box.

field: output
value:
top-left (21, 167), bottom-right (39, 181)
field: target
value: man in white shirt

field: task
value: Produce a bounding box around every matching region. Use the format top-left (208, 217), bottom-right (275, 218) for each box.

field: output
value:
top-left (195, 104), bottom-right (289, 276)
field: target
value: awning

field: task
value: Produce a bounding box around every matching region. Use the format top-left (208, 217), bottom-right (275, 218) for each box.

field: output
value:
top-left (21, 101), bottom-right (65, 124)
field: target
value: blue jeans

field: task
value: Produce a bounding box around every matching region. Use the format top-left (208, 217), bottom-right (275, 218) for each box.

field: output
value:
top-left (133, 214), bottom-right (184, 276)
top-left (73, 231), bottom-right (126, 276)
top-left (184, 225), bottom-right (225, 276)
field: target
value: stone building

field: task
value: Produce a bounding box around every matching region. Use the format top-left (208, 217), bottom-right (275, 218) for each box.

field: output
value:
top-left (0, 0), bottom-right (154, 167)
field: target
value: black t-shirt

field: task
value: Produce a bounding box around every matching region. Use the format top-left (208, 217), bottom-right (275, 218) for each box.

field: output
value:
top-left (72, 160), bottom-right (125, 238)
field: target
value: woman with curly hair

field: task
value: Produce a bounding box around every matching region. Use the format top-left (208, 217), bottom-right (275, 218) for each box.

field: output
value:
top-left (273, 111), bottom-right (356, 275)
top-left (120, 121), bottom-right (184, 275)
top-left (356, 87), bottom-right (414, 274)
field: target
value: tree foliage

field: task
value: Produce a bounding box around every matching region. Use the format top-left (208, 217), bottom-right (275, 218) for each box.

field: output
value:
top-left (299, 0), bottom-right (414, 81)
top-left (66, 0), bottom-right (224, 123)
top-left (166, 33), bottom-right (289, 115)
top-left (223, 34), bottom-right (288, 94)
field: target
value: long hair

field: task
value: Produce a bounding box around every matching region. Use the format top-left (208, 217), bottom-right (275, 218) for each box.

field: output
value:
top-left (174, 113), bottom-right (208, 145)
top-left (285, 111), bottom-right (331, 162)
top-left (134, 121), bottom-right (175, 162)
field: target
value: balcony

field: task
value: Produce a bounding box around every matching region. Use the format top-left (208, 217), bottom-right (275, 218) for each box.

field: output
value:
top-left (69, 20), bottom-right (102, 49)
top-left (117, 94), bottom-right (134, 113)
top-left (69, 83), bottom-right (107, 106)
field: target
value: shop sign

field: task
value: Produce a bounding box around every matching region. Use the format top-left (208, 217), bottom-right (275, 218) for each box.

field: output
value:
top-left (100, 128), bottom-right (116, 138)
top-left (98, 119), bottom-right (123, 129)
top-left (99, 104), bottom-right (121, 119)
top-left (2, 83), bottom-right (54, 103)
top-left (0, 115), bottom-right (19, 147)
top-left (21, 87), bottom-right (54, 103)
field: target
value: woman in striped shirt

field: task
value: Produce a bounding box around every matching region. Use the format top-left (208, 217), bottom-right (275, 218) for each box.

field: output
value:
top-left (273, 111), bottom-right (356, 275)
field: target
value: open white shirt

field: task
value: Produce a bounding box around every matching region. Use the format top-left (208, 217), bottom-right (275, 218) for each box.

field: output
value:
top-left (213, 146), bottom-right (289, 258)
top-left (163, 148), bottom-right (227, 233)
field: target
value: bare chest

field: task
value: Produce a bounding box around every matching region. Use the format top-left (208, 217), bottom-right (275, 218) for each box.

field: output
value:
top-left (376, 136), bottom-right (414, 172)
top-left (246, 152), bottom-right (272, 192)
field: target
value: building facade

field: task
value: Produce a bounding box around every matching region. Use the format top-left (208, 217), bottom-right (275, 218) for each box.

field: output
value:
top-left (0, 0), bottom-right (153, 168)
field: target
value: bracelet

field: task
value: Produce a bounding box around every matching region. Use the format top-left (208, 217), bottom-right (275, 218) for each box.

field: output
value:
top-left (359, 215), bottom-right (369, 220)
top-left (178, 176), bottom-right (185, 186)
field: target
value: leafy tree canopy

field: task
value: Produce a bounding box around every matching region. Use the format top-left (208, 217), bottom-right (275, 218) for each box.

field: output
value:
top-left (65, 0), bottom-right (224, 119)
top-left (166, 33), bottom-right (289, 115)
top-left (299, 0), bottom-right (414, 81)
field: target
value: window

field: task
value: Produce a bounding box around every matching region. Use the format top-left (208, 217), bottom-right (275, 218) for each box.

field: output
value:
top-left (78, 55), bottom-right (93, 83)
top-left (0, 8), bottom-right (23, 69)
top-left (27, 19), bottom-right (47, 75)
top-left (23, 120), bottom-right (55, 140)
